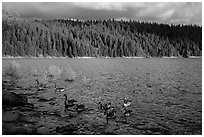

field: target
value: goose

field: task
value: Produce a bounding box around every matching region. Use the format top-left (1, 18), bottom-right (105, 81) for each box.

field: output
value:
top-left (123, 97), bottom-right (131, 107)
top-left (54, 83), bottom-right (65, 93)
top-left (64, 94), bottom-right (77, 109)
top-left (36, 80), bottom-right (46, 91)
top-left (123, 107), bottom-right (133, 122)
top-left (124, 109), bottom-right (133, 117)
top-left (98, 101), bottom-right (111, 111)
top-left (105, 107), bottom-right (116, 124)
top-left (75, 104), bottom-right (85, 113)
top-left (98, 101), bottom-right (103, 110)
top-left (103, 102), bottom-right (111, 110)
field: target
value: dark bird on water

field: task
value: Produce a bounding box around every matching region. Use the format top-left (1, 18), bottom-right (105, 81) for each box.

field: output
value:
top-left (36, 79), bottom-right (46, 91)
top-left (98, 101), bottom-right (116, 124)
top-left (105, 107), bottom-right (116, 124)
top-left (123, 107), bottom-right (133, 122)
top-left (75, 104), bottom-right (85, 113)
top-left (55, 83), bottom-right (65, 93)
top-left (102, 102), bottom-right (116, 124)
top-left (98, 101), bottom-right (111, 112)
top-left (98, 101), bottom-right (103, 110)
top-left (64, 94), bottom-right (77, 109)
top-left (104, 102), bottom-right (111, 110)
top-left (124, 108), bottom-right (132, 117)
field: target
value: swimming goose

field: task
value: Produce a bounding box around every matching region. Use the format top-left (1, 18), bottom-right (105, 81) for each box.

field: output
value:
top-left (123, 107), bottom-right (133, 122)
top-left (105, 107), bottom-right (116, 124)
top-left (123, 97), bottom-right (131, 107)
top-left (98, 101), bottom-right (111, 111)
top-left (75, 104), bottom-right (85, 113)
top-left (54, 83), bottom-right (65, 93)
top-left (36, 80), bottom-right (46, 91)
top-left (104, 102), bottom-right (111, 113)
top-left (98, 101), bottom-right (103, 110)
top-left (64, 94), bottom-right (77, 109)
top-left (124, 109), bottom-right (132, 117)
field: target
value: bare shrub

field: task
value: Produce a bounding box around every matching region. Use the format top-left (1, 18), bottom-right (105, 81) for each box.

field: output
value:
top-left (60, 65), bottom-right (77, 82)
top-left (47, 65), bottom-right (62, 80)
top-left (46, 64), bottom-right (76, 81)
top-left (4, 61), bottom-right (22, 79)
top-left (38, 73), bottom-right (48, 85)
top-left (24, 66), bottom-right (39, 77)
top-left (30, 66), bottom-right (39, 77)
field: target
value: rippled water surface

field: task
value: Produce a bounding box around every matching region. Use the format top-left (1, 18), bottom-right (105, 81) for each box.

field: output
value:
top-left (2, 58), bottom-right (202, 135)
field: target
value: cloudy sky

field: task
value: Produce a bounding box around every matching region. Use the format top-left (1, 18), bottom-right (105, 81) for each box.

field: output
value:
top-left (2, 2), bottom-right (202, 25)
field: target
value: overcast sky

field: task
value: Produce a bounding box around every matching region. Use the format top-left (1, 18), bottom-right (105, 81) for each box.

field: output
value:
top-left (2, 2), bottom-right (202, 25)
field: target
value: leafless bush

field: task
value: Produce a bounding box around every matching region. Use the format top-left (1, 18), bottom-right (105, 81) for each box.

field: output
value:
top-left (61, 67), bottom-right (76, 81)
top-left (37, 73), bottom-right (48, 86)
top-left (24, 66), bottom-right (39, 78)
top-left (60, 66), bottom-right (77, 82)
top-left (4, 61), bottom-right (22, 79)
top-left (46, 64), bottom-right (77, 82)
top-left (47, 65), bottom-right (62, 80)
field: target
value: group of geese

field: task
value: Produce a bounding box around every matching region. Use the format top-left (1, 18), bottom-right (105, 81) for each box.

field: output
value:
top-left (36, 79), bottom-right (86, 113)
top-left (36, 79), bottom-right (65, 93)
top-left (98, 97), bottom-right (133, 124)
top-left (64, 94), bottom-right (86, 113)
top-left (36, 79), bottom-right (133, 124)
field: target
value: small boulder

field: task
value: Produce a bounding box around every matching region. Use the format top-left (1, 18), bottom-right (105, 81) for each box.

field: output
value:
top-left (56, 124), bottom-right (78, 135)
top-left (37, 127), bottom-right (50, 135)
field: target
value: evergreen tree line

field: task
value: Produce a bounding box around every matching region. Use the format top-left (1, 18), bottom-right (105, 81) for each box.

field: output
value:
top-left (2, 17), bottom-right (202, 58)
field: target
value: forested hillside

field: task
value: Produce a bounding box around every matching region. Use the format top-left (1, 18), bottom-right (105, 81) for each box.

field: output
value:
top-left (2, 9), bottom-right (202, 58)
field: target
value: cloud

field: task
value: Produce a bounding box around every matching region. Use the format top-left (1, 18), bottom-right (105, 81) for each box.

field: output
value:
top-left (2, 2), bottom-right (202, 25)
top-left (73, 2), bottom-right (147, 11)
top-left (159, 9), bottom-right (175, 20)
top-left (167, 2), bottom-right (202, 25)
top-left (73, 2), bottom-right (126, 11)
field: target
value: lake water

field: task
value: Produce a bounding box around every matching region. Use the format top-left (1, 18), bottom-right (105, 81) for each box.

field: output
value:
top-left (2, 58), bottom-right (202, 134)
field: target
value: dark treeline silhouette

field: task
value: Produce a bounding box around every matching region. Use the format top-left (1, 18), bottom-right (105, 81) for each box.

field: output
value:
top-left (2, 10), bottom-right (202, 58)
